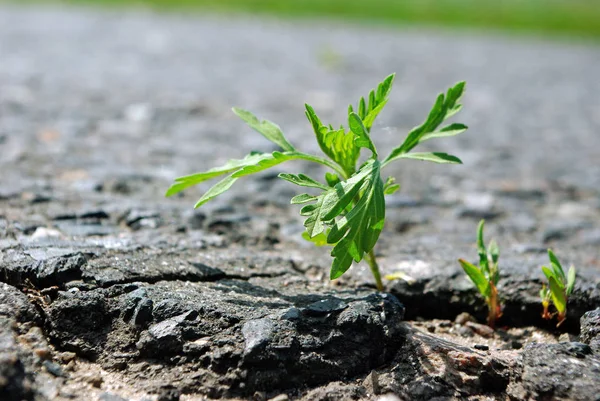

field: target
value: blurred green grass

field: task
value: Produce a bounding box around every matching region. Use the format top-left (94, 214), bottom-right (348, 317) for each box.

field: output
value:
top-left (16, 0), bottom-right (600, 38)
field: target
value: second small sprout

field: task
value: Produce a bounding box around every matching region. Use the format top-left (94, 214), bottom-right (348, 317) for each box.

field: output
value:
top-left (458, 219), bottom-right (502, 328)
top-left (540, 249), bottom-right (576, 327)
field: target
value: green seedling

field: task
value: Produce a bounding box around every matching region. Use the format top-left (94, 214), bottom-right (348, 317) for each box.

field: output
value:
top-left (458, 220), bottom-right (502, 328)
top-left (540, 249), bottom-right (576, 327)
top-left (166, 74), bottom-right (468, 290)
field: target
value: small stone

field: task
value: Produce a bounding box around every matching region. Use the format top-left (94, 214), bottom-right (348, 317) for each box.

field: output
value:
top-left (558, 333), bottom-right (578, 343)
top-left (83, 371), bottom-right (103, 388)
top-left (375, 395), bottom-right (402, 401)
top-left (465, 321), bottom-right (495, 338)
top-left (31, 227), bottom-right (64, 240)
top-left (565, 342), bottom-right (592, 358)
top-left (281, 307), bottom-right (301, 321)
top-left (455, 312), bottom-right (476, 325)
top-left (34, 347), bottom-right (52, 360)
top-left (362, 370), bottom-right (380, 395)
top-left (242, 318), bottom-right (275, 356)
top-left (457, 325), bottom-right (474, 338)
top-left (303, 298), bottom-right (348, 316)
top-left (268, 395), bottom-right (289, 401)
top-left (58, 351), bottom-right (77, 363)
top-left (43, 360), bottom-right (65, 377)
top-left (474, 344), bottom-right (489, 351)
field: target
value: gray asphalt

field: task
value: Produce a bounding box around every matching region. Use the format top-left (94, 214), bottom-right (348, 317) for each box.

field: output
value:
top-left (2, 5), bottom-right (600, 400)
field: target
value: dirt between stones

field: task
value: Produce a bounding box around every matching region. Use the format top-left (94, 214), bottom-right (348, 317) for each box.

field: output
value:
top-left (2, 5), bottom-right (600, 401)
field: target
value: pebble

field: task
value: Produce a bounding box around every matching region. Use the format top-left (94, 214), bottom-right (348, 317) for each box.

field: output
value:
top-left (268, 395), bottom-right (289, 401)
top-left (241, 318), bottom-right (275, 355)
top-left (455, 312), bottom-right (476, 325)
top-left (303, 298), bottom-right (348, 316)
top-left (31, 227), bottom-right (64, 240)
top-left (465, 321), bottom-right (495, 338)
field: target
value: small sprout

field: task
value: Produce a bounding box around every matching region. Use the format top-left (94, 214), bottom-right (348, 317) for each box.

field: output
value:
top-left (540, 249), bottom-right (576, 327)
top-left (167, 74), bottom-right (468, 290)
top-left (458, 219), bottom-right (502, 328)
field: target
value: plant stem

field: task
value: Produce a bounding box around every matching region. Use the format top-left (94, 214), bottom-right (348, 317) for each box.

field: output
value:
top-left (365, 249), bottom-right (384, 291)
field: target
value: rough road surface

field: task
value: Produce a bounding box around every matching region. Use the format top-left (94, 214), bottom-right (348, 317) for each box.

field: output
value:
top-left (1, 5), bottom-right (600, 401)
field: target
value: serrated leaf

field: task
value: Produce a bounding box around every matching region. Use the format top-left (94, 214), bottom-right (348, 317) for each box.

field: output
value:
top-left (291, 194), bottom-right (316, 204)
top-left (358, 97), bottom-right (366, 119)
top-left (278, 173), bottom-right (329, 190)
top-left (294, 166), bottom-right (371, 239)
top-left (305, 104), bottom-right (359, 175)
top-left (232, 151), bottom-right (297, 178)
top-left (353, 73), bottom-right (394, 131)
top-left (166, 152), bottom-right (270, 197)
top-left (193, 175), bottom-right (238, 208)
top-left (566, 266), bottom-right (576, 296)
top-left (232, 107), bottom-right (295, 152)
top-left (419, 123), bottom-right (468, 142)
top-left (548, 275), bottom-right (567, 315)
top-left (394, 152), bottom-right (462, 164)
top-left (362, 100), bottom-right (389, 130)
top-left (329, 160), bottom-right (384, 279)
top-left (459, 259), bottom-right (490, 297)
top-left (349, 112), bottom-right (377, 156)
top-left (547, 249), bottom-right (566, 281)
top-left (383, 81), bottom-right (467, 166)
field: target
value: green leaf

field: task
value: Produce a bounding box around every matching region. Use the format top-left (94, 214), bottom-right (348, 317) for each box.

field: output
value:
top-left (476, 219), bottom-right (489, 276)
top-left (419, 123), bottom-right (468, 142)
top-left (302, 230), bottom-right (329, 246)
top-left (278, 173), bottom-right (329, 190)
top-left (348, 112), bottom-right (377, 156)
top-left (488, 240), bottom-right (500, 265)
top-left (393, 152), bottom-right (462, 164)
top-left (541, 265), bottom-right (556, 282)
top-left (305, 104), bottom-right (359, 175)
top-left (329, 160), bottom-right (385, 279)
top-left (566, 266), bottom-right (576, 296)
top-left (297, 169), bottom-right (369, 239)
top-left (167, 151), bottom-right (306, 208)
top-left (361, 73), bottom-right (395, 131)
top-left (547, 249), bottom-right (566, 281)
top-left (548, 275), bottom-right (567, 315)
top-left (459, 259), bottom-right (490, 297)
top-left (540, 285), bottom-right (550, 301)
top-left (232, 151), bottom-right (297, 177)
top-left (382, 81), bottom-right (467, 166)
top-left (193, 175), bottom-right (238, 208)
top-left (232, 107), bottom-right (295, 152)
top-left (166, 152), bottom-right (279, 197)
top-left (383, 176), bottom-right (400, 195)
top-left (325, 172), bottom-right (341, 187)
top-left (291, 194), bottom-right (316, 204)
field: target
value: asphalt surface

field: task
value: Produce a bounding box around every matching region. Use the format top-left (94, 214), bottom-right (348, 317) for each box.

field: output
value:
top-left (1, 5), bottom-right (600, 400)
